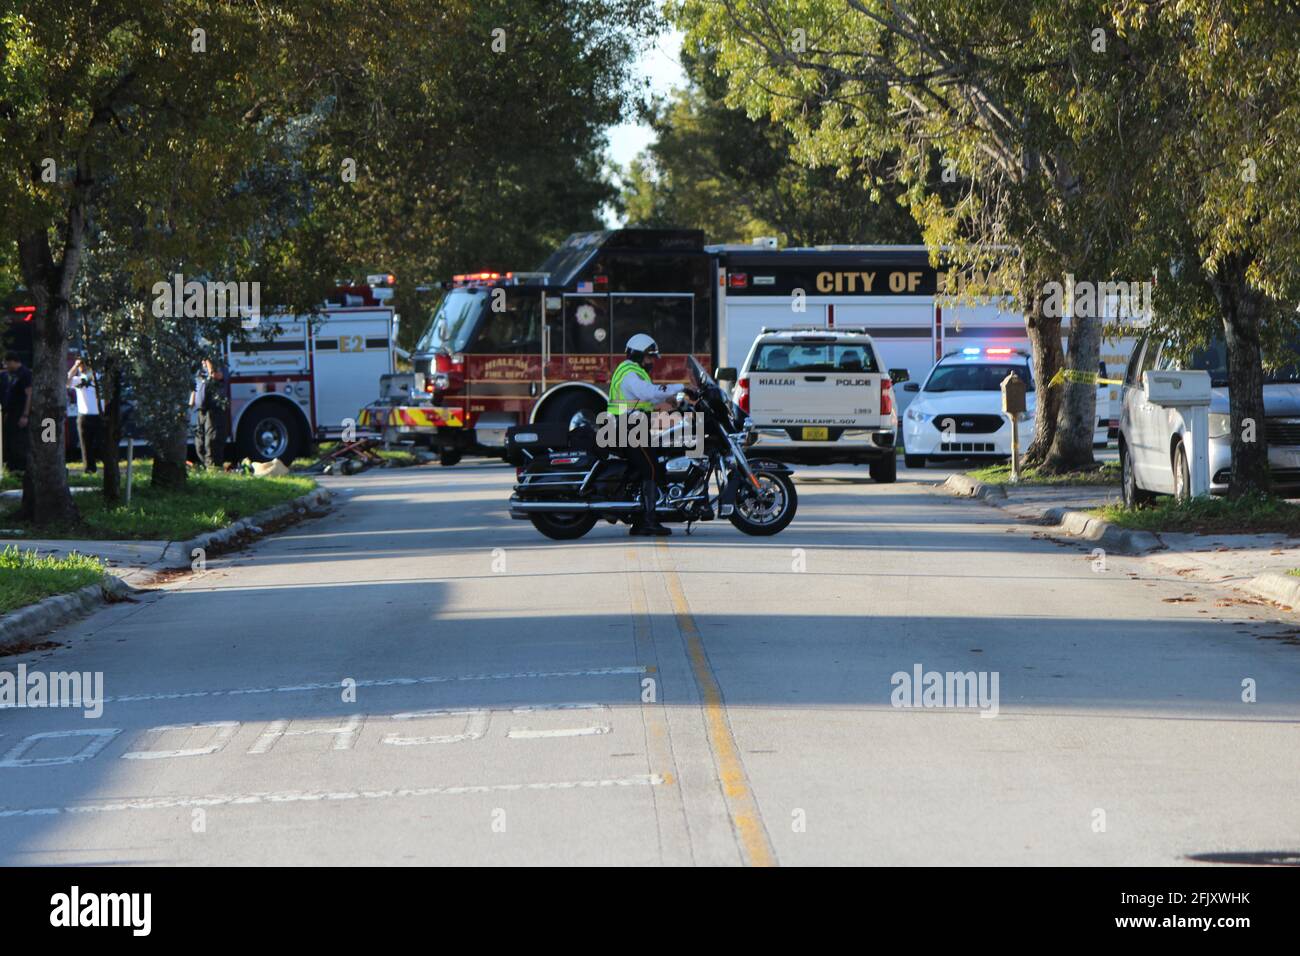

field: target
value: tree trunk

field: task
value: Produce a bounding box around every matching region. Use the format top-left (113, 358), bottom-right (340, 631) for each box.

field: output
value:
top-left (151, 431), bottom-right (189, 490)
top-left (1041, 310), bottom-right (1101, 473)
top-left (100, 366), bottom-right (122, 505)
top-left (1212, 256), bottom-right (1270, 497)
top-left (15, 232), bottom-right (79, 527)
top-left (1023, 276), bottom-right (1064, 466)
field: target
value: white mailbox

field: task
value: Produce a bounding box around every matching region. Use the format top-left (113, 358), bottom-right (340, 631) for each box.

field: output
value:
top-left (1143, 369), bottom-right (1212, 406)
top-left (1143, 369), bottom-right (1212, 497)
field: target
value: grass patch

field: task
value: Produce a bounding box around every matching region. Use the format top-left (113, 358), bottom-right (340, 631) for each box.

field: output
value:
top-left (0, 462), bottom-right (315, 540)
top-left (1, 464), bottom-right (99, 492)
top-left (1092, 493), bottom-right (1300, 535)
top-left (966, 460), bottom-right (1121, 487)
top-left (1288, 569), bottom-right (1300, 578)
top-left (0, 546), bottom-right (105, 615)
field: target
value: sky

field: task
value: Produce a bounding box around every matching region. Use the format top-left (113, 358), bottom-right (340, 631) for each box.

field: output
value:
top-left (603, 28), bottom-right (687, 225)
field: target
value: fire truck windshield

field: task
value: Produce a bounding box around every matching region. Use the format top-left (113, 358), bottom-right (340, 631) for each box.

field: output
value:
top-left (416, 288), bottom-right (486, 355)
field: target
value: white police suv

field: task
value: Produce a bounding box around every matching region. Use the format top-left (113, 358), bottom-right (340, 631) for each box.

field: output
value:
top-left (733, 327), bottom-right (899, 482)
top-left (900, 347), bottom-right (1034, 468)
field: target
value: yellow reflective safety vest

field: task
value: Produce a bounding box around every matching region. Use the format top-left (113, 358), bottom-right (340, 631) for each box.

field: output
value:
top-left (608, 360), bottom-right (654, 415)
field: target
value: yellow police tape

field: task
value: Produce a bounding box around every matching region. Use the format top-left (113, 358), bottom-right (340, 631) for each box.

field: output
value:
top-left (1047, 368), bottom-right (1125, 388)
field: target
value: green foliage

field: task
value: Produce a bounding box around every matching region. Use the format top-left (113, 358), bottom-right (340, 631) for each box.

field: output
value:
top-left (0, 546), bottom-right (105, 615)
top-left (621, 50), bottom-right (920, 245)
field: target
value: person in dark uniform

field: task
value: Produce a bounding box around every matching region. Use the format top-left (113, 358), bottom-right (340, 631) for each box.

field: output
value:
top-left (1, 351), bottom-right (33, 473)
top-left (192, 358), bottom-right (230, 469)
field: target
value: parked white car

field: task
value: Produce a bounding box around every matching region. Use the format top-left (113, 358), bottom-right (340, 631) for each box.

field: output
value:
top-left (900, 347), bottom-right (1034, 467)
top-left (1118, 334), bottom-right (1300, 504)
top-left (733, 328), bottom-right (899, 482)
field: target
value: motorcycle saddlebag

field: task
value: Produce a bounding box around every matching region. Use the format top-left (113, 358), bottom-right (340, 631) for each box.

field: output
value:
top-left (505, 422), bottom-right (572, 465)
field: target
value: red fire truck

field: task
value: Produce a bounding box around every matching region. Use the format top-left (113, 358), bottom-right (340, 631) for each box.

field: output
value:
top-left (385, 230), bottom-right (714, 465)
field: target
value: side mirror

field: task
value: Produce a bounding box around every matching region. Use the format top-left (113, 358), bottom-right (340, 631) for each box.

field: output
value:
top-left (902, 381), bottom-right (920, 393)
top-left (889, 367), bottom-right (910, 384)
top-left (715, 366), bottom-right (738, 384)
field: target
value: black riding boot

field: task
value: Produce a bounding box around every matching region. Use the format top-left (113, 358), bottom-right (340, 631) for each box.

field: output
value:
top-left (630, 477), bottom-right (670, 536)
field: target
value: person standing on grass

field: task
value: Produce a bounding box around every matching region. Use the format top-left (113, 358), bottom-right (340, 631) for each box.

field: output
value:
top-left (67, 357), bottom-right (104, 474)
top-left (191, 358), bottom-right (230, 470)
top-left (1, 351), bottom-right (32, 473)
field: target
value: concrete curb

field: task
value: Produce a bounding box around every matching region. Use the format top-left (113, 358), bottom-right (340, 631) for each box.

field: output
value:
top-left (941, 473), bottom-right (1162, 554)
top-left (942, 474), bottom-right (1007, 500)
top-left (0, 576), bottom-right (134, 654)
top-left (1040, 506), bottom-right (1164, 555)
top-left (158, 486), bottom-right (332, 569)
top-left (1241, 571), bottom-right (1300, 609)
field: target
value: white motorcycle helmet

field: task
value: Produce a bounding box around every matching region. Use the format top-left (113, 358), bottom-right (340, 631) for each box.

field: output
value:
top-left (626, 333), bottom-right (661, 368)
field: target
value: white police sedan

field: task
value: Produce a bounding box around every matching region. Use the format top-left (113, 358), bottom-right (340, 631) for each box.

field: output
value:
top-left (900, 347), bottom-right (1035, 468)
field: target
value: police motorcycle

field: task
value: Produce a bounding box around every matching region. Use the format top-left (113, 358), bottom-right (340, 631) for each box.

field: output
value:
top-left (506, 357), bottom-right (798, 540)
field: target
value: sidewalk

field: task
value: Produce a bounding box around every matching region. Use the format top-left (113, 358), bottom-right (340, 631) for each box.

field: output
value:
top-left (944, 474), bottom-right (1300, 610)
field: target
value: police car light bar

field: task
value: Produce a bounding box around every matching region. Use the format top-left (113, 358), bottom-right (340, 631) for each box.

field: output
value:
top-left (949, 346), bottom-right (1029, 358)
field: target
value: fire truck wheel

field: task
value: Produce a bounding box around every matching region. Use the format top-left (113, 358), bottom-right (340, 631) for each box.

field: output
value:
top-left (237, 403), bottom-right (305, 463)
top-left (439, 446), bottom-right (463, 467)
top-left (537, 389), bottom-right (605, 431)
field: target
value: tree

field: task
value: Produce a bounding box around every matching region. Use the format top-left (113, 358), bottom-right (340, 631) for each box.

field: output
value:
top-left (4, 0), bottom-right (657, 513)
top-left (673, 0), bottom-right (1164, 471)
top-left (0, 1), bottom-right (313, 514)
top-left (1110, 0), bottom-right (1300, 497)
top-left (621, 51), bottom-right (921, 245)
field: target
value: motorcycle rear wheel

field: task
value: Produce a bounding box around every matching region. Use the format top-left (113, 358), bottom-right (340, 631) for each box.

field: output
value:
top-left (728, 470), bottom-right (797, 536)
top-left (529, 512), bottom-right (598, 540)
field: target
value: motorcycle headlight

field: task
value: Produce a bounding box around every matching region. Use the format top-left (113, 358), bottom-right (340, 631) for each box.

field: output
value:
top-left (1208, 412), bottom-right (1231, 439)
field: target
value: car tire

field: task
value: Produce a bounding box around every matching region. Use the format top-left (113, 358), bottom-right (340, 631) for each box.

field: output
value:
top-left (869, 455), bottom-right (897, 483)
top-left (904, 454), bottom-right (927, 469)
top-left (1172, 443), bottom-right (1191, 502)
top-left (1120, 440), bottom-right (1156, 507)
top-left (439, 446), bottom-right (463, 467)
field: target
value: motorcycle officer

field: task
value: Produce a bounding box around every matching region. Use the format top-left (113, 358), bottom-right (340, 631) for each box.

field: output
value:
top-left (607, 333), bottom-right (690, 536)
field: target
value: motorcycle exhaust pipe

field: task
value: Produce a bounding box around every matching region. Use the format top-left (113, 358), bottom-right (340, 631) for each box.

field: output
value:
top-left (509, 499), bottom-right (641, 514)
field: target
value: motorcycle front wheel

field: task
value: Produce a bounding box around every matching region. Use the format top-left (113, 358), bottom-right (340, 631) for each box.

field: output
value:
top-left (728, 470), bottom-right (797, 536)
top-left (529, 512), bottom-right (598, 540)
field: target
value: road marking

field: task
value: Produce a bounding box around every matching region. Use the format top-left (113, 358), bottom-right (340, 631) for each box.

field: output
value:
top-left (506, 703), bottom-right (611, 739)
top-left (657, 543), bottom-right (777, 867)
top-left (383, 708), bottom-right (489, 746)
top-left (0, 730), bottom-right (121, 768)
top-left (97, 666), bottom-right (647, 705)
top-left (122, 721), bottom-right (240, 760)
top-left (0, 774), bottom-right (665, 819)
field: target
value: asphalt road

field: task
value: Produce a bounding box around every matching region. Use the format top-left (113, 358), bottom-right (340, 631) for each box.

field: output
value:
top-left (2, 458), bottom-right (1298, 865)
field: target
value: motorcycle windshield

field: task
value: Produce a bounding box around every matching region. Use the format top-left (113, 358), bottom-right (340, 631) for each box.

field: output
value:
top-left (687, 355), bottom-right (714, 391)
